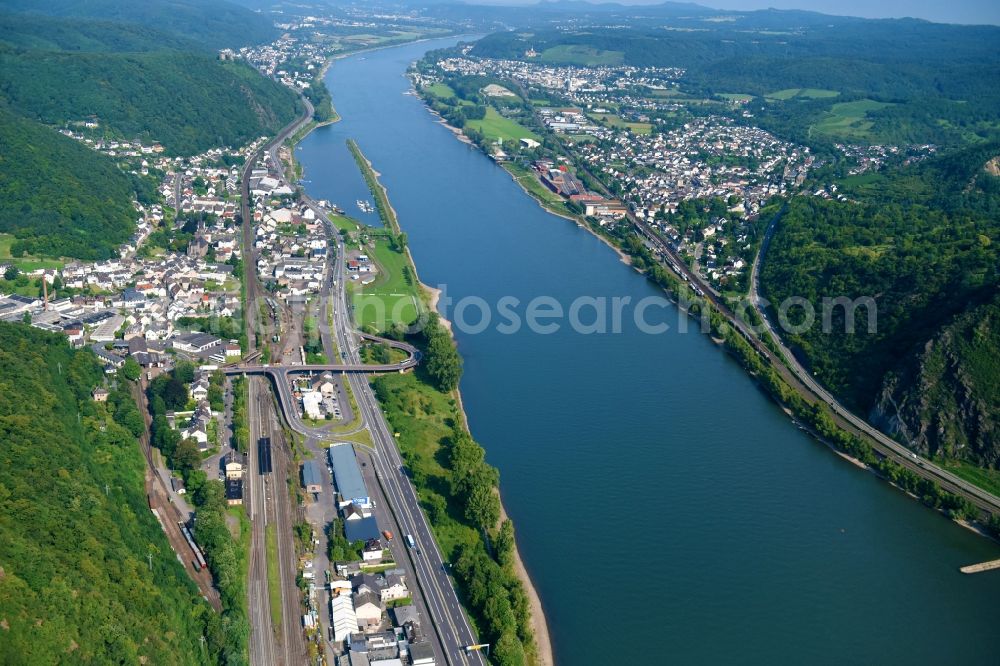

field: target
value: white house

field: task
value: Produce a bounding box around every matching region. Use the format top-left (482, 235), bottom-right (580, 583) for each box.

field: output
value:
top-left (302, 390), bottom-right (323, 420)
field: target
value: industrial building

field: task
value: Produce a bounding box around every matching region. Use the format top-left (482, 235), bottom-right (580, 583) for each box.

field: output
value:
top-left (329, 444), bottom-right (371, 508)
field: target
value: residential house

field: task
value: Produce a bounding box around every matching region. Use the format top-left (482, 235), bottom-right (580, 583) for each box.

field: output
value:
top-left (353, 591), bottom-right (382, 630)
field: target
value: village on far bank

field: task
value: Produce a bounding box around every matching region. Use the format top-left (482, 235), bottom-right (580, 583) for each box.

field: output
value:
top-left (412, 50), bottom-right (936, 295)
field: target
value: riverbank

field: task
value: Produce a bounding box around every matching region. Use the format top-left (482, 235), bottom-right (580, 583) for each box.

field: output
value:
top-left (345, 139), bottom-right (554, 665)
top-left (292, 37), bottom-right (1000, 663)
top-left (415, 89), bottom-right (633, 270)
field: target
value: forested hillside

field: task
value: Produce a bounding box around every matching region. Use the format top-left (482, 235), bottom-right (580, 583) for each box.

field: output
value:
top-left (0, 324), bottom-right (222, 664)
top-left (0, 0), bottom-right (277, 49)
top-left (0, 11), bottom-right (199, 52)
top-left (872, 295), bottom-right (1000, 466)
top-left (0, 45), bottom-right (300, 155)
top-left (0, 106), bottom-right (137, 259)
top-left (760, 142), bottom-right (1000, 466)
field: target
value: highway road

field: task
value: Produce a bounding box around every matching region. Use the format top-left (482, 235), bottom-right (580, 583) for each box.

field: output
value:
top-left (249, 202), bottom-right (486, 664)
top-left (323, 224), bottom-right (486, 666)
top-left (536, 114), bottom-right (1000, 515)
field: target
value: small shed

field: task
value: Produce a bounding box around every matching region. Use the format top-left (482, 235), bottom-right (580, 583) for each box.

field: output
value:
top-left (301, 460), bottom-right (322, 494)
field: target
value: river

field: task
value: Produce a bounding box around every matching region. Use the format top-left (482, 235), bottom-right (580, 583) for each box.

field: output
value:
top-left (296, 37), bottom-right (1000, 664)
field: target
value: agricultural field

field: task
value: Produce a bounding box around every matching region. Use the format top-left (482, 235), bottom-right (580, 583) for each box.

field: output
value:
top-left (424, 82), bottom-right (456, 99)
top-left (718, 93), bottom-right (755, 102)
top-left (539, 44), bottom-right (624, 66)
top-left (465, 107), bottom-right (540, 142)
top-left (586, 112), bottom-right (653, 135)
top-left (812, 99), bottom-right (893, 140)
top-left (767, 87), bottom-right (840, 100)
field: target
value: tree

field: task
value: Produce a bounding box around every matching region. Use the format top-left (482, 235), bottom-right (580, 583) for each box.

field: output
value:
top-left (116, 405), bottom-right (145, 438)
top-left (495, 519), bottom-right (515, 568)
top-left (173, 437), bottom-right (201, 476)
top-left (173, 360), bottom-right (196, 384)
top-left (120, 357), bottom-right (142, 382)
top-left (465, 480), bottom-right (501, 533)
top-left (422, 492), bottom-right (448, 524)
top-left (4, 265), bottom-right (18, 281)
top-left (425, 331), bottom-right (462, 391)
top-left (494, 630), bottom-right (527, 666)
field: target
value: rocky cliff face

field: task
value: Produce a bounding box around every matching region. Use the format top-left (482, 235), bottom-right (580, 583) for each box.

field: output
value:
top-left (871, 293), bottom-right (1000, 467)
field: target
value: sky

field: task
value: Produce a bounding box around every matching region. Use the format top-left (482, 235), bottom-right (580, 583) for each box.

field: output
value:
top-left (474, 0), bottom-right (1000, 25)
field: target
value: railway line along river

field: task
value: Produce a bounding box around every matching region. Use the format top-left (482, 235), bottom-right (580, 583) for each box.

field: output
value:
top-left (296, 36), bottom-right (1000, 664)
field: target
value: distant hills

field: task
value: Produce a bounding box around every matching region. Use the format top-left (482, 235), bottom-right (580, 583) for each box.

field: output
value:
top-left (472, 21), bottom-right (1000, 148)
top-left (0, 1), bottom-right (300, 260)
top-left (0, 0), bottom-right (278, 50)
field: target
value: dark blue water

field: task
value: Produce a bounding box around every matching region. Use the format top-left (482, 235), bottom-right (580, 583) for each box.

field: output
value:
top-left (297, 37), bottom-right (1000, 664)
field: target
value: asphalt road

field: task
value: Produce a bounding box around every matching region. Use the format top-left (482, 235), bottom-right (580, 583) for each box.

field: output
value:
top-left (254, 209), bottom-right (486, 664)
top-left (236, 89), bottom-right (487, 663)
top-left (325, 224), bottom-right (485, 666)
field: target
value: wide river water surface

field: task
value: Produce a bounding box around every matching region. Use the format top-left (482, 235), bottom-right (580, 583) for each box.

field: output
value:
top-left (296, 37), bottom-right (1000, 664)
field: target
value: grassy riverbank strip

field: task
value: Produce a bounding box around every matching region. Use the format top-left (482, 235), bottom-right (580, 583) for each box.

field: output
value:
top-left (343, 142), bottom-right (550, 665)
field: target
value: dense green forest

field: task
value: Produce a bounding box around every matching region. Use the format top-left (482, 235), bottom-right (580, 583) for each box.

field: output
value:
top-left (0, 45), bottom-right (300, 155)
top-left (0, 323), bottom-right (223, 664)
top-left (0, 0), bottom-right (277, 50)
top-left (760, 142), bottom-right (1000, 465)
top-left (0, 10), bottom-right (199, 52)
top-left (0, 106), bottom-right (137, 259)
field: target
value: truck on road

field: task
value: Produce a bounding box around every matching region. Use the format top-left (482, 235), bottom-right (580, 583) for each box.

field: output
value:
top-left (406, 534), bottom-right (415, 549)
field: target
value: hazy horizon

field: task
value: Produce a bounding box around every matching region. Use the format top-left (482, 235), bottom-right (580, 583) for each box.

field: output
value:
top-left (466, 0), bottom-right (1000, 26)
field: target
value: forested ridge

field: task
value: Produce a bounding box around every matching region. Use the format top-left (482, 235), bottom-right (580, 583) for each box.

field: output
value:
top-left (760, 142), bottom-right (1000, 466)
top-left (0, 106), bottom-right (139, 259)
top-left (0, 45), bottom-right (300, 157)
top-left (0, 323), bottom-right (223, 664)
top-left (0, 0), bottom-right (277, 50)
